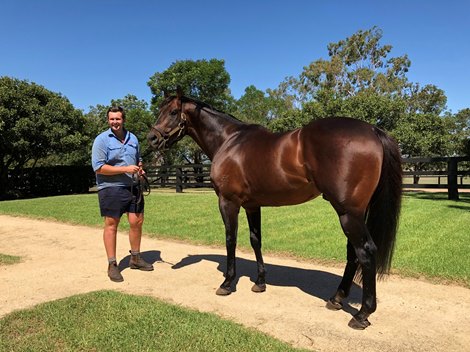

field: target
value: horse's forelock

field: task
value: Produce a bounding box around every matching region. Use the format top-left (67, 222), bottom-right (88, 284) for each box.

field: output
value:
top-left (158, 95), bottom-right (204, 109)
top-left (159, 95), bottom-right (177, 109)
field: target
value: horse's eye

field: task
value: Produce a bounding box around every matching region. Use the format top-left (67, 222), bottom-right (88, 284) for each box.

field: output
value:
top-left (170, 109), bottom-right (178, 116)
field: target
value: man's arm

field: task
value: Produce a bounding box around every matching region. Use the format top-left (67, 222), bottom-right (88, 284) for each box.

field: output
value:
top-left (96, 164), bottom-right (140, 175)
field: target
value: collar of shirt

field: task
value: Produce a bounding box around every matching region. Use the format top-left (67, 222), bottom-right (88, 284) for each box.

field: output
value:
top-left (107, 128), bottom-right (129, 144)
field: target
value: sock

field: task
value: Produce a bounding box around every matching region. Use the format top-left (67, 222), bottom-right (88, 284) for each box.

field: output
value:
top-left (130, 250), bottom-right (140, 256)
top-left (108, 257), bottom-right (117, 264)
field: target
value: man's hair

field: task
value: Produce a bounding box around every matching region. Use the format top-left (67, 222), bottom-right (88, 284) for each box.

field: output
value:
top-left (106, 106), bottom-right (125, 120)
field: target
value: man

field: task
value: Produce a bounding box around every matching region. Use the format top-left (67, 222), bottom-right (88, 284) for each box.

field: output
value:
top-left (91, 106), bottom-right (153, 282)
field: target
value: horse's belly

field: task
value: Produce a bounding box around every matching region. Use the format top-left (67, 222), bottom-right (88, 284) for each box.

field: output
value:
top-left (243, 182), bottom-right (321, 207)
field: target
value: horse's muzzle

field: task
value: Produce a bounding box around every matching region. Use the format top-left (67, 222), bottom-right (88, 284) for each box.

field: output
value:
top-left (147, 130), bottom-right (167, 150)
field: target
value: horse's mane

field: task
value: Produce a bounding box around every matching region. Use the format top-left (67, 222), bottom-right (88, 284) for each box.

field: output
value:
top-left (161, 95), bottom-right (246, 125)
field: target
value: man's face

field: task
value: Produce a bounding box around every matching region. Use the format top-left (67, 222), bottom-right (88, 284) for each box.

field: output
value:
top-left (108, 111), bottom-right (124, 134)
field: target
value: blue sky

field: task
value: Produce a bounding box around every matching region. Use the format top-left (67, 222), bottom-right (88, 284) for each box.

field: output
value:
top-left (1, 0), bottom-right (469, 113)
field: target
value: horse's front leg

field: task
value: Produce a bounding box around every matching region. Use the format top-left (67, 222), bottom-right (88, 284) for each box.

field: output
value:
top-left (216, 196), bottom-right (240, 296)
top-left (245, 207), bottom-right (266, 293)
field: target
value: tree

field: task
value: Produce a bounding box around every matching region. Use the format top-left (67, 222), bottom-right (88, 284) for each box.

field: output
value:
top-left (297, 26), bottom-right (411, 102)
top-left (268, 108), bottom-right (311, 132)
top-left (408, 84), bottom-right (447, 115)
top-left (393, 113), bottom-right (450, 157)
top-left (266, 27), bottom-right (413, 132)
top-left (148, 58), bottom-right (233, 113)
top-left (83, 104), bottom-right (108, 142)
top-left (445, 108), bottom-right (470, 156)
top-left (0, 76), bottom-right (88, 197)
top-left (147, 59), bottom-right (234, 164)
top-left (233, 85), bottom-right (272, 126)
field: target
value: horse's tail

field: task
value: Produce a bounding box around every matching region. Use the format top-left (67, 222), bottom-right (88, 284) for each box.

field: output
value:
top-left (367, 128), bottom-right (402, 277)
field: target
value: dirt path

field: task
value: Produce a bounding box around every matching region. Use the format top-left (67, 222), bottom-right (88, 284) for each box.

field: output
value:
top-left (1, 214), bottom-right (469, 351)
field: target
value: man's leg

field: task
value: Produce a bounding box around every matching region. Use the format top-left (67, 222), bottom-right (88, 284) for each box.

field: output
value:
top-left (103, 216), bottom-right (124, 282)
top-left (128, 212), bottom-right (143, 252)
top-left (128, 212), bottom-right (153, 271)
top-left (103, 216), bottom-right (120, 259)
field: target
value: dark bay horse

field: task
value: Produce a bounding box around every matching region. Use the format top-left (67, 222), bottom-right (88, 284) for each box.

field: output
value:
top-left (148, 89), bottom-right (402, 329)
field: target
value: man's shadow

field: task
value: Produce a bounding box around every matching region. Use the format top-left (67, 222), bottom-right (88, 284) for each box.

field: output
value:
top-left (171, 254), bottom-right (362, 315)
top-left (118, 250), bottom-right (162, 270)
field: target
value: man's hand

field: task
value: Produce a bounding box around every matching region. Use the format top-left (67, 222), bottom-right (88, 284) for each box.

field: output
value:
top-left (126, 165), bottom-right (141, 174)
top-left (138, 162), bottom-right (146, 178)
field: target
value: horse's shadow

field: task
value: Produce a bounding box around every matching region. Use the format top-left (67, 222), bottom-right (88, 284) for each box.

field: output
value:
top-left (118, 250), bottom-right (162, 270)
top-left (172, 254), bottom-right (362, 315)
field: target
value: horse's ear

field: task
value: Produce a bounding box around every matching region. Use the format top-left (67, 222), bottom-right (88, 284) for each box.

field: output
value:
top-left (176, 85), bottom-right (183, 99)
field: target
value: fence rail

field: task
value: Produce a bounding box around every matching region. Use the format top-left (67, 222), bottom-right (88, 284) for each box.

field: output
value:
top-left (402, 156), bottom-right (470, 200)
top-left (147, 157), bottom-right (470, 200)
top-left (146, 164), bottom-right (212, 193)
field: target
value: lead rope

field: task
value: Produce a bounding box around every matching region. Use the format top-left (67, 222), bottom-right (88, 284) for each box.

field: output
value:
top-left (138, 173), bottom-right (151, 202)
top-left (131, 172), bottom-right (150, 205)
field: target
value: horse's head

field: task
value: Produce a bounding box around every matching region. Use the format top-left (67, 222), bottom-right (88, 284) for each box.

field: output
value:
top-left (148, 87), bottom-right (187, 150)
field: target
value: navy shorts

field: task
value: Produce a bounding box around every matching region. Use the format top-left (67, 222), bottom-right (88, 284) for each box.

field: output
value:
top-left (98, 186), bottom-right (144, 218)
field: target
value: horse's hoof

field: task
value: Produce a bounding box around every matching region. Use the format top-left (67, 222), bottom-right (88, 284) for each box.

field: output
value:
top-left (326, 299), bottom-right (343, 311)
top-left (348, 317), bottom-right (371, 330)
top-left (251, 284), bottom-right (266, 293)
top-left (216, 286), bottom-right (231, 296)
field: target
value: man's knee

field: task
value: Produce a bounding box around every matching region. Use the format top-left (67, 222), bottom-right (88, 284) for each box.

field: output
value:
top-left (128, 213), bottom-right (144, 227)
top-left (104, 216), bottom-right (120, 230)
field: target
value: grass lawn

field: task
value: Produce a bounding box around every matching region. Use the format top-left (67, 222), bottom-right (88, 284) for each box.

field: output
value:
top-left (0, 290), bottom-right (306, 352)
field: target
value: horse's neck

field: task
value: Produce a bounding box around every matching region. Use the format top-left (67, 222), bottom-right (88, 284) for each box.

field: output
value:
top-left (187, 108), bottom-right (243, 160)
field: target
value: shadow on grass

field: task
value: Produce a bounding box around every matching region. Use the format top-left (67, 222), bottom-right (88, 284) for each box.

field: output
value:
top-left (171, 253), bottom-right (362, 316)
top-left (447, 204), bottom-right (470, 211)
top-left (404, 191), bottom-right (470, 205)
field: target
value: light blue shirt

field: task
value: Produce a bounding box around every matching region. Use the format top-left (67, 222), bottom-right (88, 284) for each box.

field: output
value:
top-left (91, 128), bottom-right (141, 190)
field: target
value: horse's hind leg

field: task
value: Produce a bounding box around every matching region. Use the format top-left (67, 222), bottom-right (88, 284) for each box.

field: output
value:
top-left (246, 207), bottom-right (266, 292)
top-left (326, 241), bottom-right (358, 310)
top-left (335, 212), bottom-right (377, 329)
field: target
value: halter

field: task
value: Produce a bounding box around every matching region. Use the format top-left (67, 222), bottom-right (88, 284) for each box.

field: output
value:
top-left (151, 108), bottom-right (187, 149)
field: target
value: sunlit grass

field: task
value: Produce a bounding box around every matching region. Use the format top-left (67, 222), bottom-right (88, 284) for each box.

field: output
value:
top-left (0, 290), bottom-right (306, 352)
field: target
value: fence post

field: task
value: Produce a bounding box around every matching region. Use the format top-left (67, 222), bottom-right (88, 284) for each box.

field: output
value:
top-left (176, 167), bottom-right (183, 193)
top-left (160, 165), bottom-right (167, 187)
top-left (447, 158), bottom-right (459, 200)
